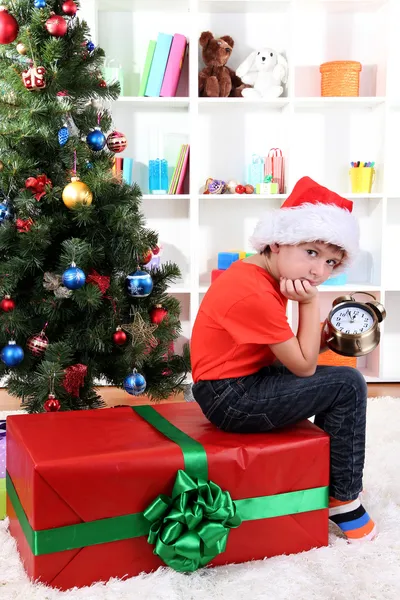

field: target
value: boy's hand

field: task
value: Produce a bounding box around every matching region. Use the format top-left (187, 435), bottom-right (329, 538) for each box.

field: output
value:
top-left (280, 278), bottom-right (318, 304)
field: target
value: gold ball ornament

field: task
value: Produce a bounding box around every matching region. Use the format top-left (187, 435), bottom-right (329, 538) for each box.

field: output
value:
top-left (62, 176), bottom-right (93, 209)
top-left (16, 41), bottom-right (26, 55)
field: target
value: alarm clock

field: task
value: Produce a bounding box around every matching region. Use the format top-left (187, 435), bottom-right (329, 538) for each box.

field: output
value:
top-left (325, 292), bottom-right (386, 357)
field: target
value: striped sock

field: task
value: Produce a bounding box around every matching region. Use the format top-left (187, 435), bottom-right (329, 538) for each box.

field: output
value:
top-left (329, 496), bottom-right (377, 542)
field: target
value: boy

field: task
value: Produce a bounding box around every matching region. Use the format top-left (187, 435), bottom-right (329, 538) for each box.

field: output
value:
top-left (191, 176), bottom-right (376, 543)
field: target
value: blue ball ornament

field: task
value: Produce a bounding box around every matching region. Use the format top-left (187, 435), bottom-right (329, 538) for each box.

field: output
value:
top-left (0, 201), bottom-right (13, 224)
top-left (126, 269), bottom-right (153, 298)
top-left (85, 160), bottom-right (93, 170)
top-left (62, 263), bottom-right (86, 290)
top-left (87, 41), bottom-right (95, 52)
top-left (86, 128), bottom-right (106, 152)
top-left (123, 371), bottom-right (147, 396)
top-left (58, 126), bottom-right (69, 146)
top-left (1, 341), bottom-right (24, 367)
top-left (34, 0), bottom-right (46, 7)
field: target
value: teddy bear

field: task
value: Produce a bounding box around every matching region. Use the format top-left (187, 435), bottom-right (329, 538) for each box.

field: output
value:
top-left (235, 47), bottom-right (288, 98)
top-left (198, 31), bottom-right (249, 97)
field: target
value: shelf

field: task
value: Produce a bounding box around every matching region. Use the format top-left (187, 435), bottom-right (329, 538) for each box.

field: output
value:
top-left (294, 97), bottom-right (385, 109)
top-left (199, 283), bottom-right (380, 294)
top-left (167, 286), bottom-right (191, 294)
top-left (198, 98), bottom-right (289, 110)
top-left (199, 0), bottom-right (292, 14)
top-left (198, 194), bottom-right (287, 201)
top-left (141, 195), bottom-right (190, 201)
top-left (297, 0), bottom-right (388, 14)
top-left (318, 284), bottom-right (381, 292)
top-left (115, 97), bottom-right (189, 109)
top-left (98, 0), bottom-right (189, 11)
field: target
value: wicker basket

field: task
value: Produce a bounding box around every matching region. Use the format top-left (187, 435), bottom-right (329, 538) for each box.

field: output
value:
top-left (320, 61), bottom-right (362, 97)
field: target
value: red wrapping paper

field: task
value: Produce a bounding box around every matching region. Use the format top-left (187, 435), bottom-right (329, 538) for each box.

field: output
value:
top-left (7, 404), bottom-right (329, 590)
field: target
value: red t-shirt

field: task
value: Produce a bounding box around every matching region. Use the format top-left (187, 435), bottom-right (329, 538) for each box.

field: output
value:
top-left (191, 261), bottom-right (294, 382)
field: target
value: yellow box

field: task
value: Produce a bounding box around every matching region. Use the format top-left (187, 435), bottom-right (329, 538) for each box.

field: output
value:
top-left (349, 167), bottom-right (375, 194)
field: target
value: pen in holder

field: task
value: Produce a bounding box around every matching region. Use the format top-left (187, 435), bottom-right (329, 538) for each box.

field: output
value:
top-left (349, 161), bottom-right (375, 193)
top-left (149, 159), bottom-right (168, 194)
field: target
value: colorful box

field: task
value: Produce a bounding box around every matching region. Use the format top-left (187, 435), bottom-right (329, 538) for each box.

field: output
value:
top-left (0, 420), bottom-right (5, 520)
top-left (6, 405), bottom-right (329, 590)
top-left (321, 272), bottom-right (348, 286)
top-left (256, 182), bottom-right (279, 194)
top-left (217, 252), bottom-right (239, 270)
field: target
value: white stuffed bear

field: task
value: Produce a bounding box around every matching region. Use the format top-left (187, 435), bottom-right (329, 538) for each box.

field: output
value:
top-left (236, 48), bottom-right (288, 98)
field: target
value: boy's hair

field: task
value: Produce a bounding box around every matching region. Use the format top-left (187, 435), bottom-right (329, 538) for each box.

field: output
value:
top-left (261, 241), bottom-right (346, 265)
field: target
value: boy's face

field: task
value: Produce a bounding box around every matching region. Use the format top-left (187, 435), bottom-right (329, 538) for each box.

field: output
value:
top-left (270, 242), bottom-right (344, 286)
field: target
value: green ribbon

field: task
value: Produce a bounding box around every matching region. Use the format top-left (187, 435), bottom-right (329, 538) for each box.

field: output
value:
top-left (6, 406), bottom-right (328, 572)
top-left (0, 478), bottom-right (5, 519)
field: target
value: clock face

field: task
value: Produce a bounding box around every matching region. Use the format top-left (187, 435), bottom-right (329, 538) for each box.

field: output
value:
top-left (330, 302), bottom-right (375, 335)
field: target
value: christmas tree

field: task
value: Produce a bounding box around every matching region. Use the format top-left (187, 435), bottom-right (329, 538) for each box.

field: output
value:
top-left (0, 0), bottom-right (188, 412)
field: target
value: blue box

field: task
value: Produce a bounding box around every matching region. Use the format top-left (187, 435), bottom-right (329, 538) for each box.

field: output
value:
top-left (218, 252), bottom-right (239, 270)
top-left (321, 273), bottom-right (348, 286)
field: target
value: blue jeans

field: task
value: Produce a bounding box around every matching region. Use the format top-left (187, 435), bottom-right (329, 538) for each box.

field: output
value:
top-left (192, 365), bottom-right (368, 502)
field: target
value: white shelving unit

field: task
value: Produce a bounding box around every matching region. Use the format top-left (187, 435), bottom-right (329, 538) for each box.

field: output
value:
top-left (81, 0), bottom-right (400, 382)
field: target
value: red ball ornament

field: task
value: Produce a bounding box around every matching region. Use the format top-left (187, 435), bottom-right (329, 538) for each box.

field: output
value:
top-left (152, 245), bottom-right (160, 256)
top-left (0, 295), bottom-right (15, 312)
top-left (235, 184), bottom-right (246, 194)
top-left (62, 0), bottom-right (78, 16)
top-left (27, 331), bottom-right (49, 357)
top-left (141, 249), bottom-right (152, 265)
top-left (0, 7), bottom-right (19, 45)
top-left (45, 15), bottom-right (68, 37)
top-left (99, 79), bottom-right (107, 88)
top-left (113, 327), bottom-right (127, 346)
top-left (44, 394), bottom-right (60, 412)
top-left (106, 131), bottom-right (128, 153)
top-left (150, 305), bottom-right (168, 325)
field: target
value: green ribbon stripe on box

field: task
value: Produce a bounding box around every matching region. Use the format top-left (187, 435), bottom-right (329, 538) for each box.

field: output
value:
top-left (7, 405), bottom-right (328, 572)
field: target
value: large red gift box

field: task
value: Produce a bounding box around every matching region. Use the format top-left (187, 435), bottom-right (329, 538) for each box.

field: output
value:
top-left (6, 403), bottom-right (329, 590)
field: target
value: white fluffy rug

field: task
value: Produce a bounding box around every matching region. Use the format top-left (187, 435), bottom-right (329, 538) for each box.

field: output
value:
top-left (0, 398), bottom-right (399, 600)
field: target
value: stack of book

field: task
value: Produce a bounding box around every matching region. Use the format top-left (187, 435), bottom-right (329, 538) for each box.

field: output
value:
top-left (139, 33), bottom-right (188, 98)
top-left (168, 144), bottom-right (190, 194)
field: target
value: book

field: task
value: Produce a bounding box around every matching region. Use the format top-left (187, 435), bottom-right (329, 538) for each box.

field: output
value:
top-left (168, 144), bottom-right (187, 194)
top-left (138, 40), bottom-right (156, 97)
top-left (160, 34), bottom-right (187, 97)
top-left (175, 145), bottom-right (189, 194)
top-left (145, 33), bottom-right (173, 97)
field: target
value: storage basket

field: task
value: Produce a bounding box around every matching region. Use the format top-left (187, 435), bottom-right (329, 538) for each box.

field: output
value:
top-left (320, 61), bottom-right (362, 97)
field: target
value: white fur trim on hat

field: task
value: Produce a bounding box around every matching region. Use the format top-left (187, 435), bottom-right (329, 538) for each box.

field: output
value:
top-left (249, 202), bottom-right (360, 273)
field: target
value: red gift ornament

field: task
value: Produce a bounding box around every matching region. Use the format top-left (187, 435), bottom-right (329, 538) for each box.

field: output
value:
top-left (16, 217), bottom-right (33, 233)
top-left (22, 65), bottom-right (46, 91)
top-left (25, 174), bottom-right (52, 201)
top-left (87, 270), bottom-right (110, 296)
top-left (62, 364), bottom-right (87, 397)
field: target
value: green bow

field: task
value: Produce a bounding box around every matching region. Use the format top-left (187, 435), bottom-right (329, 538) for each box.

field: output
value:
top-left (144, 469), bottom-right (242, 572)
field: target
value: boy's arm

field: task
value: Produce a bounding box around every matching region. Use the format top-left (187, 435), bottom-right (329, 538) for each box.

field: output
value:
top-left (269, 278), bottom-right (321, 377)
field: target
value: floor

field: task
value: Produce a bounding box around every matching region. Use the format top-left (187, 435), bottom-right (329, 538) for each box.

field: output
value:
top-left (0, 383), bottom-right (398, 411)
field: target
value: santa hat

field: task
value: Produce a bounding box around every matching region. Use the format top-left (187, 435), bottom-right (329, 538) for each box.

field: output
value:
top-left (249, 176), bottom-right (359, 272)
